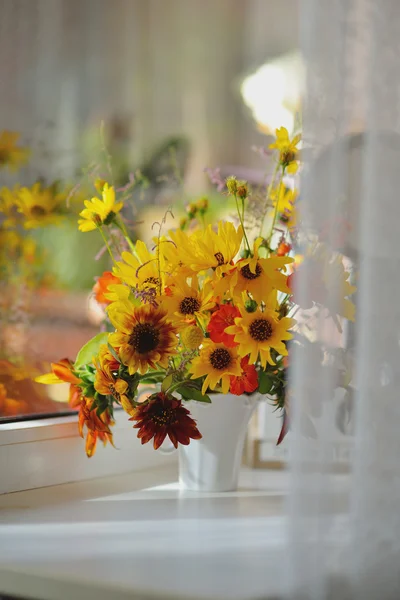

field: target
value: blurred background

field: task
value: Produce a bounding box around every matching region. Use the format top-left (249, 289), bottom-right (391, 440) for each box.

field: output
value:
top-left (0, 0), bottom-right (301, 418)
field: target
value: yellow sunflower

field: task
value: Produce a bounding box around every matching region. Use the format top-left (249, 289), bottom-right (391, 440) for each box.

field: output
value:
top-left (161, 276), bottom-right (215, 328)
top-left (108, 302), bottom-right (178, 374)
top-left (16, 183), bottom-right (65, 229)
top-left (189, 340), bottom-right (242, 395)
top-left (269, 127), bottom-right (301, 174)
top-left (167, 221), bottom-right (243, 275)
top-left (0, 131), bottom-right (30, 171)
top-left (226, 306), bottom-right (294, 368)
top-left (113, 240), bottom-right (166, 295)
top-left (78, 183), bottom-right (123, 232)
top-left (216, 238), bottom-right (293, 303)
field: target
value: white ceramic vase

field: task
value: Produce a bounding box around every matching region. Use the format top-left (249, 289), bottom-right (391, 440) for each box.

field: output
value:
top-left (178, 393), bottom-right (259, 492)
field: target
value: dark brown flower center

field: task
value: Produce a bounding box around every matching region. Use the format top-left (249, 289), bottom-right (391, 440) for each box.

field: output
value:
top-left (0, 150), bottom-right (10, 164)
top-left (109, 384), bottom-right (120, 400)
top-left (129, 323), bottom-right (160, 354)
top-left (143, 276), bottom-right (160, 287)
top-left (281, 150), bottom-right (296, 165)
top-left (151, 406), bottom-right (178, 426)
top-left (209, 348), bottom-right (232, 370)
top-left (103, 210), bottom-right (116, 225)
top-left (214, 252), bottom-right (225, 266)
top-left (240, 262), bottom-right (262, 280)
top-left (249, 318), bottom-right (273, 342)
top-left (30, 205), bottom-right (47, 217)
top-left (179, 296), bottom-right (201, 315)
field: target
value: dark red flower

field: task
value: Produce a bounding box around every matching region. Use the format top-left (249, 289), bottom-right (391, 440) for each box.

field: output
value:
top-left (207, 304), bottom-right (240, 348)
top-left (130, 392), bottom-right (202, 449)
top-left (229, 357), bottom-right (259, 396)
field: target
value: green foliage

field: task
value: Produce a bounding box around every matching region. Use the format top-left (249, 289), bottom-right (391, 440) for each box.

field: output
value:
top-left (74, 332), bottom-right (108, 369)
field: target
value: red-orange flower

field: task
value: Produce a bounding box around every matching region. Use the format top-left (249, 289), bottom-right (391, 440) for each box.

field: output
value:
top-left (130, 392), bottom-right (202, 449)
top-left (35, 358), bottom-right (82, 408)
top-left (277, 241), bottom-right (291, 256)
top-left (93, 271), bottom-right (121, 305)
top-left (78, 396), bottom-right (115, 457)
top-left (207, 304), bottom-right (240, 348)
top-left (229, 357), bottom-right (259, 396)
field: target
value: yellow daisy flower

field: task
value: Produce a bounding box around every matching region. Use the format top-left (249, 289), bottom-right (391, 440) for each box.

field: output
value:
top-left (0, 131), bottom-right (30, 171)
top-left (78, 183), bottom-right (123, 232)
top-left (108, 302), bottom-right (178, 375)
top-left (167, 221), bottom-right (243, 275)
top-left (189, 340), bottom-right (242, 395)
top-left (161, 276), bottom-right (215, 328)
top-left (114, 240), bottom-right (165, 294)
top-left (16, 183), bottom-right (65, 229)
top-left (216, 238), bottom-right (293, 303)
top-left (226, 306), bottom-right (294, 368)
top-left (269, 126), bottom-right (301, 174)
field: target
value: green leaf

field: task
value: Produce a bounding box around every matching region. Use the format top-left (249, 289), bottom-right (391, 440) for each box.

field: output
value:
top-left (74, 333), bottom-right (109, 369)
top-left (178, 385), bottom-right (211, 403)
top-left (107, 343), bottom-right (121, 364)
top-left (258, 371), bottom-right (274, 395)
top-left (161, 374), bottom-right (173, 393)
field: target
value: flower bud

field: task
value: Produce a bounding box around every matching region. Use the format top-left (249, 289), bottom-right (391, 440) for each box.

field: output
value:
top-left (226, 176), bottom-right (238, 195)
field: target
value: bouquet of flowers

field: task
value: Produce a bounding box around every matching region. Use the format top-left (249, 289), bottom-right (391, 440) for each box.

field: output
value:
top-left (36, 126), bottom-right (356, 457)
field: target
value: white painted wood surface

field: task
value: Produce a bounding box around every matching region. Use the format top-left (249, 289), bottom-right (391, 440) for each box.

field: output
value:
top-left (0, 466), bottom-right (292, 600)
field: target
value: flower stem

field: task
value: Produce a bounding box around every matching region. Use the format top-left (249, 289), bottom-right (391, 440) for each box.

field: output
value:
top-left (259, 160), bottom-right (280, 239)
top-left (97, 226), bottom-right (117, 266)
top-left (266, 167), bottom-right (285, 250)
top-left (117, 217), bottom-right (136, 253)
top-left (234, 193), bottom-right (251, 255)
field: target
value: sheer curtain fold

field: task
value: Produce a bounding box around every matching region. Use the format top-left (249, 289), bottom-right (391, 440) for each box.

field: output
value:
top-left (288, 1), bottom-right (400, 598)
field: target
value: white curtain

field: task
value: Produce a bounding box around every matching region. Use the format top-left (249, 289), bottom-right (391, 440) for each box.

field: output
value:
top-left (287, 1), bottom-right (400, 598)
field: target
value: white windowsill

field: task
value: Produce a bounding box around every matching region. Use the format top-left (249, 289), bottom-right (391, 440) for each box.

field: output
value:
top-left (0, 410), bottom-right (177, 495)
top-left (0, 465), bottom-right (294, 600)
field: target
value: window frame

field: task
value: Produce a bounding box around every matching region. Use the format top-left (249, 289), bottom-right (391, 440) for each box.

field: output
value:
top-left (0, 409), bottom-right (177, 495)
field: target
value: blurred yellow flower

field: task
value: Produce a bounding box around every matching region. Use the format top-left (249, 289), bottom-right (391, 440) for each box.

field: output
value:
top-left (271, 184), bottom-right (298, 214)
top-left (78, 183), bottom-right (122, 232)
top-left (0, 131), bottom-right (30, 171)
top-left (0, 186), bottom-right (19, 228)
top-left (16, 183), bottom-right (65, 229)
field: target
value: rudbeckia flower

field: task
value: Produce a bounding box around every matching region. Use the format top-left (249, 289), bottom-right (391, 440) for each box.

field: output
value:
top-left (167, 221), bottom-right (243, 275)
top-left (216, 238), bottom-right (293, 304)
top-left (269, 127), bottom-right (301, 174)
top-left (0, 131), bottom-right (30, 171)
top-left (108, 303), bottom-right (178, 374)
top-left (190, 340), bottom-right (242, 395)
top-left (161, 276), bottom-right (215, 328)
top-left (78, 183), bottom-right (123, 232)
top-left (226, 306), bottom-right (294, 368)
top-left (113, 240), bottom-right (165, 295)
top-left (130, 392), bottom-right (202, 449)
